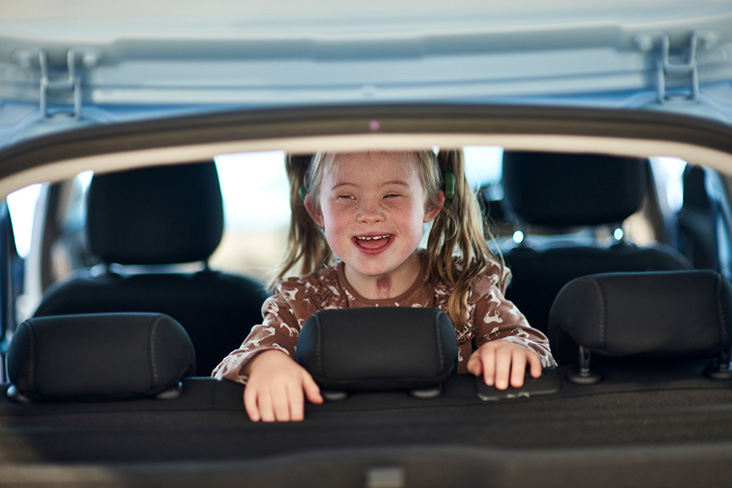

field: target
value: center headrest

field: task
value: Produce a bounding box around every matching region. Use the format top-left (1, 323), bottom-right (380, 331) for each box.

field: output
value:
top-left (87, 162), bottom-right (224, 265)
top-left (296, 307), bottom-right (458, 395)
top-left (501, 151), bottom-right (647, 227)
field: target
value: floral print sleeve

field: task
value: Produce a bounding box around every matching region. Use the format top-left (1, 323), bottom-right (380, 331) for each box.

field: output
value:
top-left (469, 263), bottom-right (556, 368)
top-left (212, 257), bottom-right (555, 383)
top-left (211, 277), bottom-right (318, 384)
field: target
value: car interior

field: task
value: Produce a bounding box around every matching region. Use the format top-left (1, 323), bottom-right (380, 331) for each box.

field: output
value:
top-left (31, 161), bottom-right (269, 375)
top-left (497, 151), bottom-right (694, 359)
top-left (1, 106), bottom-right (732, 486)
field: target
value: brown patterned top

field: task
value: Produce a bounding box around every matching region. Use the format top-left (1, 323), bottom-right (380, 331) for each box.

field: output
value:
top-left (212, 254), bottom-right (555, 383)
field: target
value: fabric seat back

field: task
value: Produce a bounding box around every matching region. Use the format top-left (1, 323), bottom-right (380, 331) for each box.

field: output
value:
top-left (500, 151), bottom-right (692, 344)
top-left (34, 162), bottom-right (269, 375)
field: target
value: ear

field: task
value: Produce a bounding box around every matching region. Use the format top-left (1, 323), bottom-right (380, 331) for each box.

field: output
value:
top-left (304, 194), bottom-right (325, 227)
top-left (423, 190), bottom-right (445, 223)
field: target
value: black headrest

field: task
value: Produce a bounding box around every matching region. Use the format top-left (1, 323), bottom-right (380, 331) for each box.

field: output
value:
top-left (548, 271), bottom-right (732, 358)
top-left (7, 313), bottom-right (196, 402)
top-left (501, 151), bottom-right (647, 227)
top-left (87, 162), bottom-right (224, 265)
top-left (296, 308), bottom-right (458, 395)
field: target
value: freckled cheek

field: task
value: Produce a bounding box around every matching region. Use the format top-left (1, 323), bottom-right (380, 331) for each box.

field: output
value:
top-left (320, 211), bottom-right (351, 245)
top-left (406, 209), bottom-right (430, 239)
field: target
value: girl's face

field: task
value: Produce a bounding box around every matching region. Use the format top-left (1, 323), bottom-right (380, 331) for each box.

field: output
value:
top-left (305, 152), bottom-right (443, 295)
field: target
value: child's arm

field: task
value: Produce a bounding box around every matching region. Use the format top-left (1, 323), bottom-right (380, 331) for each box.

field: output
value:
top-left (466, 264), bottom-right (556, 388)
top-left (212, 275), bottom-right (327, 420)
top-left (242, 350), bottom-right (323, 422)
top-left (466, 340), bottom-right (542, 390)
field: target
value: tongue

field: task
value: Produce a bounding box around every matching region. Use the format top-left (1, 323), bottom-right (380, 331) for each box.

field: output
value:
top-left (357, 237), bottom-right (390, 249)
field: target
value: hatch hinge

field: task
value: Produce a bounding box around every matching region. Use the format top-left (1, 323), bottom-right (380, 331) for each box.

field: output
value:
top-left (634, 32), bottom-right (711, 104)
top-left (39, 49), bottom-right (82, 120)
top-left (13, 48), bottom-right (100, 121)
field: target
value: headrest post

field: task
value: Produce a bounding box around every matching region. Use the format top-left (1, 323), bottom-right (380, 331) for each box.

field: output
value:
top-left (704, 347), bottom-right (732, 380)
top-left (566, 345), bottom-right (603, 385)
top-left (6, 385), bottom-right (32, 404)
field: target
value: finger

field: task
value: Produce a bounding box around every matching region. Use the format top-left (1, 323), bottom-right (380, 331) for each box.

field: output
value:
top-left (243, 386), bottom-right (261, 422)
top-left (302, 372), bottom-right (324, 405)
top-left (494, 346), bottom-right (512, 390)
top-left (509, 349), bottom-right (527, 388)
top-left (258, 390), bottom-right (276, 422)
top-left (287, 382), bottom-right (305, 422)
top-left (466, 351), bottom-right (482, 377)
top-left (482, 346), bottom-right (497, 387)
top-left (527, 350), bottom-right (543, 378)
top-left (272, 386), bottom-right (292, 422)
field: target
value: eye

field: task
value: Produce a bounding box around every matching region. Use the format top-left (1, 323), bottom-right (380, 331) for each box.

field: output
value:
top-left (337, 194), bottom-right (355, 200)
top-left (384, 193), bottom-right (400, 199)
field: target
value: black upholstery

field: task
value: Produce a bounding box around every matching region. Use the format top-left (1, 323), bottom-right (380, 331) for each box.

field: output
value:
top-left (502, 152), bottom-right (647, 227)
top-left (500, 151), bottom-right (692, 342)
top-left (34, 163), bottom-right (269, 375)
top-left (548, 270), bottom-right (732, 360)
top-left (7, 313), bottom-right (195, 401)
top-left (296, 308), bottom-right (458, 394)
top-left (86, 162), bottom-right (224, 265)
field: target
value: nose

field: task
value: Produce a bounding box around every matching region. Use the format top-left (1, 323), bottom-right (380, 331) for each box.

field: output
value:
top-left (356, 198), bottom-right (384, 224)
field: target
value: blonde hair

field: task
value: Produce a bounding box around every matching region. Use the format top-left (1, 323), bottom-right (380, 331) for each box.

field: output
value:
top-left (275, 150), bottom-right (505, 328)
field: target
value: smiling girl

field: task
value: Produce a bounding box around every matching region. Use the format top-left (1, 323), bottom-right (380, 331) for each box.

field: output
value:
top-left (213, 150), bottom-right (554, 422)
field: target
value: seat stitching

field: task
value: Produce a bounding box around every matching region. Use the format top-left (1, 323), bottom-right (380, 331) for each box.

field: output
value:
top-left (315, 316), bottom-right (323, 376)
top-left (149, 317), bottom-right (160, 388)
top-left (435, 311), bottom-right (445, 372)
top-left (589, 278), bottom-right (606, 351)
top-left (716, 274), bottom-right (727, 345)
top-left (27, 322), bottom-right (35, 391)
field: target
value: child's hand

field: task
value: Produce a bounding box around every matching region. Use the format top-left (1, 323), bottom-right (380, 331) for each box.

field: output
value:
top-left (467, 340), bottom-right (542, 390)
top-left (242, 350), bottom-right (323, 422)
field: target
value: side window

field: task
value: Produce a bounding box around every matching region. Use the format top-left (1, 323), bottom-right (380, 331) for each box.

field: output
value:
top-left (654, 156), bottom-right (732, 276)
top-left (463, 146), bottom-right (503, 188)
top-left (53, 172), bottom-right (94, 277)
top-left (210, 151), bottom-right (290, 284)
top-left (0, 200), bottom-right (22, 380)
top-left (7, 183), bottom-right (41, 260)
top-left (649, 156), bottom-right (687, 246)
top-left (7, 184), bottom-right (42, 324)
top-left (704, 169), bottom-right (732, 278)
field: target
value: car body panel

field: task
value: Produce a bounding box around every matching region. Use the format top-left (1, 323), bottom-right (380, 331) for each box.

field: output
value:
top-left (1, 103), bottom-right (732, 199)
top-left (1, 0), bottom-right (732, 147)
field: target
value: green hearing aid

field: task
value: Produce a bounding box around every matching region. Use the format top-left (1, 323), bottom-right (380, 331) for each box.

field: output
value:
top-left (299, 185), bottom-right (307, 201)
top-left (444, 172), bottom-right (455, 199)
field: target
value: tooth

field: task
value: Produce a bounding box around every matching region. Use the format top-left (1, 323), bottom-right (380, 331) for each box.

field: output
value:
top-left (358, 235), bottom-right (387, 241)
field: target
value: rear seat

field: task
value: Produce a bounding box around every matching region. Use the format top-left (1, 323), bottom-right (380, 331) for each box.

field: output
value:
top-left (3, 306), bottom-right (732, 473)
top-left (499, 151), bottom-right (692, 338)
top-left (33, 162), bottom-right (269, 375)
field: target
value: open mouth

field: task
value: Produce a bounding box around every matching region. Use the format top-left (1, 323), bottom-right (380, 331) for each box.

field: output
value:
top-left (354, 234), bottom-right (392, 251)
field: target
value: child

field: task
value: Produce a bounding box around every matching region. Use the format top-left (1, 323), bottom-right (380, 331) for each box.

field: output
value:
top-left (213, 150), bottom-right (555, 422)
